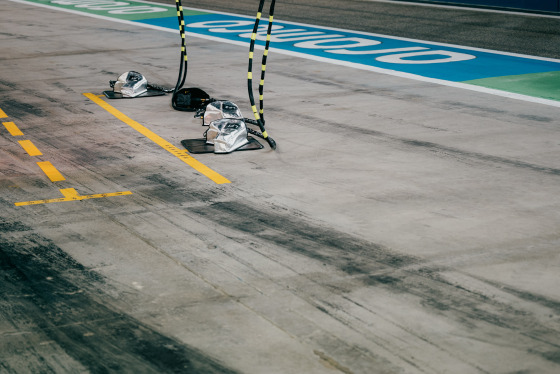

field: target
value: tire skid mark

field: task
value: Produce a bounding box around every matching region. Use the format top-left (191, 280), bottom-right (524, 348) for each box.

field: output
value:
top-left (481, 278), bottom-right (560, 313)
top-left (189, 200), bottom-right (560, 366)
top-left (191, 201), bottom-right (417, 269)
top-left (281, 110), bottom-right (560, 177)
top-left (0, 219), bottom-right (240, 374)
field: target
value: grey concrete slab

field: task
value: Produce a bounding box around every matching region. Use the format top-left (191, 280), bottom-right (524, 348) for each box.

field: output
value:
top-left (1, 1), bottom-right (560, 374)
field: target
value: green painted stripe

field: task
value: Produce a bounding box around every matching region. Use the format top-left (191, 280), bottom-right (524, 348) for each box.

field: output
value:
top-left (464, 71), bottom-right (560, 101)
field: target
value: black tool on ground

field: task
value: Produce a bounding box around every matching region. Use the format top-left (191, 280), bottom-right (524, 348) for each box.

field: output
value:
top-left (171, 0), bottom-right (214, 111)
top-left (181, 137), bottom-right (264, 154)
top-left (247, 0), bottom-right (277, 150)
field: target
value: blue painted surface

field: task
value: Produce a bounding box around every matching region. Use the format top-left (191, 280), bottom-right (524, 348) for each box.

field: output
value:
top-left (138, 13), bottom-right (560, 83)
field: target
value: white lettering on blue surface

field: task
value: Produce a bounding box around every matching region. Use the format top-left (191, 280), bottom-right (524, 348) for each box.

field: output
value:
top-left (50, 0), bottom-right (167, 14)
top-left (188, 20), bottom-right (253, 29)
top-left (187, 20), bottom-right (476, 64)
top-left (242, 31), bottom-right (345, 43)
top-left (326, 47), bottom-right (428, 55)
top-left (108, 6), bottom-right (164, 14)
top-left (376, 50), bottom-right (476, 64)
top-left (293, 37), bottom-right (381, 49)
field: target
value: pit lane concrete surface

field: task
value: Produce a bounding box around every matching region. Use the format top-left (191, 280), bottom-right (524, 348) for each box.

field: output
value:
top-left (1, 1), bottom-right (560, 373)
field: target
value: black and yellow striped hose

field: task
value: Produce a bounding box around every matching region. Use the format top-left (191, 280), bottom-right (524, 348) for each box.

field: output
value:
top-left (173, 0), bottom-right (187, 94)
top-left (248, 0), bottom-right (277, 149)
top-left (258, 0), bottom-right (276, 123)
top-left (171, 0), bottom-right (212, 111)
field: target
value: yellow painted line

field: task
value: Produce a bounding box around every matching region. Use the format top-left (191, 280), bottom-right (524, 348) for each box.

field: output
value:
top-left (37, 161), bottom-right (66, 182)
top-left (83, 93), bottom-right (230, 184)
top-left (3, 122), bottom-right (23, 136)
top-left (0, 108), bottom-right (7, 118)
top-left (15, 188), bottom-right (133, 206)
top-left (18, 140), bottom-right (43, 156)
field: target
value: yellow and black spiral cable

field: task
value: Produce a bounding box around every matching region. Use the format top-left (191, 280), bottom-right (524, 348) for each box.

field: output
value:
top-left (171, 0), bottom-right (212, 111)
top-left (248, 0), bottom-right (277, 149)
top-left (173, 0), bottom-right (187, 93)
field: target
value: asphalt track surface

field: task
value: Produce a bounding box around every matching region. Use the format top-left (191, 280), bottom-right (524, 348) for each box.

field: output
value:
top-left (1, 1), bottom-right (560, 374)
top-left (152, 0), bottom-right (560, 59)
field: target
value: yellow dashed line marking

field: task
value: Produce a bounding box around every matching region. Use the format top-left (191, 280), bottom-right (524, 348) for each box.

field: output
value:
top-left (3, 122), bottom-right (23, 136)
top-left (0, 107), bottom-right (132, 207)
top-left (18, 139), bottom-right (43, 156)
top-left (83, 92), bottom-right (231, 185)
top-left (36, 161), bottom-right (66, 182)
top-left (15, 188), bottom-right (133, 206)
